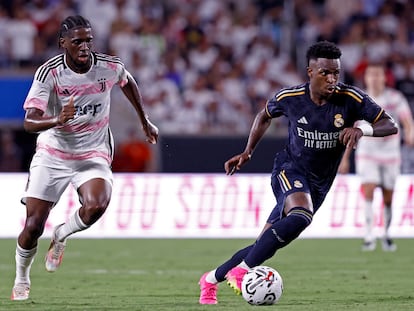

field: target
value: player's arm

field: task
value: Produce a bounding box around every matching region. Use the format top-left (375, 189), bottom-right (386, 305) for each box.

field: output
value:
top-left (339, 112), bottom-right (398, 149)
top-left (120, 72), bottom-right (158, 144)
top-left (225, 109), bottom-right (272, 175)
top-left (24, 96), bottom-right (75, 133)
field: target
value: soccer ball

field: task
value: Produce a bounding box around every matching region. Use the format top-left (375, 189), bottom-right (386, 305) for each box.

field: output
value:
top-left (241, 266), bottom-right (283, 305)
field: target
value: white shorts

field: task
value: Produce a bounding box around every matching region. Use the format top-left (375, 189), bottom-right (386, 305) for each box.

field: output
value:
top-left (23, 151), bottom-right (113, 205)
top-left (355, 158), bottom-right (399, 190)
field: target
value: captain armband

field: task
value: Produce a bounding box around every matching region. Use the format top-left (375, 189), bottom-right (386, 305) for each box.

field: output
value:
top-left (356, 123), bottom-right (374, 136)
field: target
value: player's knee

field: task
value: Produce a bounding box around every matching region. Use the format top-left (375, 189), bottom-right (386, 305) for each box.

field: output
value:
top-left (83, 200), bottom-right (108, 214)
top-left (24, 217), bottom-right (46, 239)
top-left (81, 198), bottom-right (109, 222)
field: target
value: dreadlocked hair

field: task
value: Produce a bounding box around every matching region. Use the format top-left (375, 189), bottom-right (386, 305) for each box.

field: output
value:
top-left (58, 15), bottom-right (91, 46)
top-left (306, 41), bottom-right (342, 66)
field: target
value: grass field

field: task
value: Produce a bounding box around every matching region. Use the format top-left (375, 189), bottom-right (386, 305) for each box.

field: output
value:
top-left (0, 238), bottom-right (413, 311)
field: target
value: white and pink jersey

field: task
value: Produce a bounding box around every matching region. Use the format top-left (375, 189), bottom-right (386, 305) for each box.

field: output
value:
top-left (23, 52), bottom-right (128, 163)
top-left (356, 88), bottom-right (412, 163)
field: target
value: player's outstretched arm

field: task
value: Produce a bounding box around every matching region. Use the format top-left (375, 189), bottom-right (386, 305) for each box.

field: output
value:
top-left (120, 73), bottom-right (159, 144)
top-left (24, 95), bottom-right (76, 133)
top-left (224, 109), bottom-right (272, 175)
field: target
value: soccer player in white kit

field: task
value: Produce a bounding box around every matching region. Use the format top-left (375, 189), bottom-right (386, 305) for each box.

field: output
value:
top-left (340, 62), bottom-right (414, 252)
top-left (11, 15), bottom-right (159, 301)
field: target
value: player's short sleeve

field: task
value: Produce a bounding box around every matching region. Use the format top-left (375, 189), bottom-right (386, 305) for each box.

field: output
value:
top-left (115, 59), bottom-right (128, 87)
top-left (23, 66), bottom-right (54, 112)
top-left (359, 94), bottom-right (385, 124)
top-left (265, 94), bottom-right (285, 118)
top-left (99, 54), bottom-right (128, 87)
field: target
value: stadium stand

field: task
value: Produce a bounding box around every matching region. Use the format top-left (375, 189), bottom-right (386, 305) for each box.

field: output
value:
top-left (0, 0), bottom-right (413, 172)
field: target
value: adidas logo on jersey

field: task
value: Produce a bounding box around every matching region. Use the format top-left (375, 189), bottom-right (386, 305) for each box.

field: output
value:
top-left (298, 116), bottom-right (308, 124)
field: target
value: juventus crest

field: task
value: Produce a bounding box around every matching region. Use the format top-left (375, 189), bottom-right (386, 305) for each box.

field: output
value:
top-left (98, 78), bottom-right (106, 92)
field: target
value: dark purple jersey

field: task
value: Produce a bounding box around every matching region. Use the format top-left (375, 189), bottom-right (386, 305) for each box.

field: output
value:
top-left (266, 82), bottom-right (384, 184)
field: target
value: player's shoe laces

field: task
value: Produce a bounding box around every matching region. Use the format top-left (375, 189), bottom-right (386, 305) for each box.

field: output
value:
top-left (361, 239), bottom-right (376, 252)
top-left (226, 267), bottom-right (248, 295)
top-left (11, 283), bottom-right (30, 301)
top-left (45, 224), bottom-right (66, 272)
top-left (382, 238), bottom-right (397, 252)
top-left (198, 272), bottom-right (218, 304)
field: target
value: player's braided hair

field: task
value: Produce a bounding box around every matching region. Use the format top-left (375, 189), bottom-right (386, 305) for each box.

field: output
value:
top-left (306, 41), bottom-right (342, 65)
top-left (58, 15), bottom-right (91, 46)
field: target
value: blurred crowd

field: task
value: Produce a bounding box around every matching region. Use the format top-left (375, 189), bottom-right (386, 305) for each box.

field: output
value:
top-left (1, 0), bottom-right (414, 171)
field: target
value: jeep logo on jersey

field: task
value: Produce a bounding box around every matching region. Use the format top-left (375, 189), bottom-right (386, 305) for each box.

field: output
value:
top-left (75, 103), bottom-right (102, 116)
top-left (98, 78), bottom-right (106, 92)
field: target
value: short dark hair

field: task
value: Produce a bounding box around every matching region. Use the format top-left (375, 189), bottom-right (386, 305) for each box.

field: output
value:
top-left (306, 41), bottom-right (342, 66)
top-left (59, 15), bottom-right (91, 41)
top-left (365, 60), bottom-right (386, 69)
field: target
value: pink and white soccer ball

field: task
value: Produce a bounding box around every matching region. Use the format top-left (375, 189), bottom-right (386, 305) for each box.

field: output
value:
top-left (241, 266), bottom-right (283, 305)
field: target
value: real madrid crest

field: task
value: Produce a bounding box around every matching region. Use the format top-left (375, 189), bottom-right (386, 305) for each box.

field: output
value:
top-left (293, 180), bottom-right (303, 188)
top-left (334, 114), bottom-right (344, 128)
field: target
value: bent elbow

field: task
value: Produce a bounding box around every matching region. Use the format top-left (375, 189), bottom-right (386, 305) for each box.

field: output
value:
top-left (391, 119), bottom-right (399, 135)
top-left (392, 125), bottom-right (398, 135)
top-left (384, 126), bottom-right (399, 137)
top-left (23, 120), bottom-right (37, 133)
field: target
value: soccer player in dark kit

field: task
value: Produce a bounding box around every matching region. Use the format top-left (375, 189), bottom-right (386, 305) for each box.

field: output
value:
top-left (198, 41), bottom-right (398, 304)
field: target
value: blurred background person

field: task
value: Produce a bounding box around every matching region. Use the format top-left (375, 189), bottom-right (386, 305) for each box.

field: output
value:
top-left (339, 61), bottom-right (414, 252)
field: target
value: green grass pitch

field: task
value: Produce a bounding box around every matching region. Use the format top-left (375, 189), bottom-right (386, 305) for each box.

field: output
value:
top-left (0, 238), bottom-right (413, 310)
